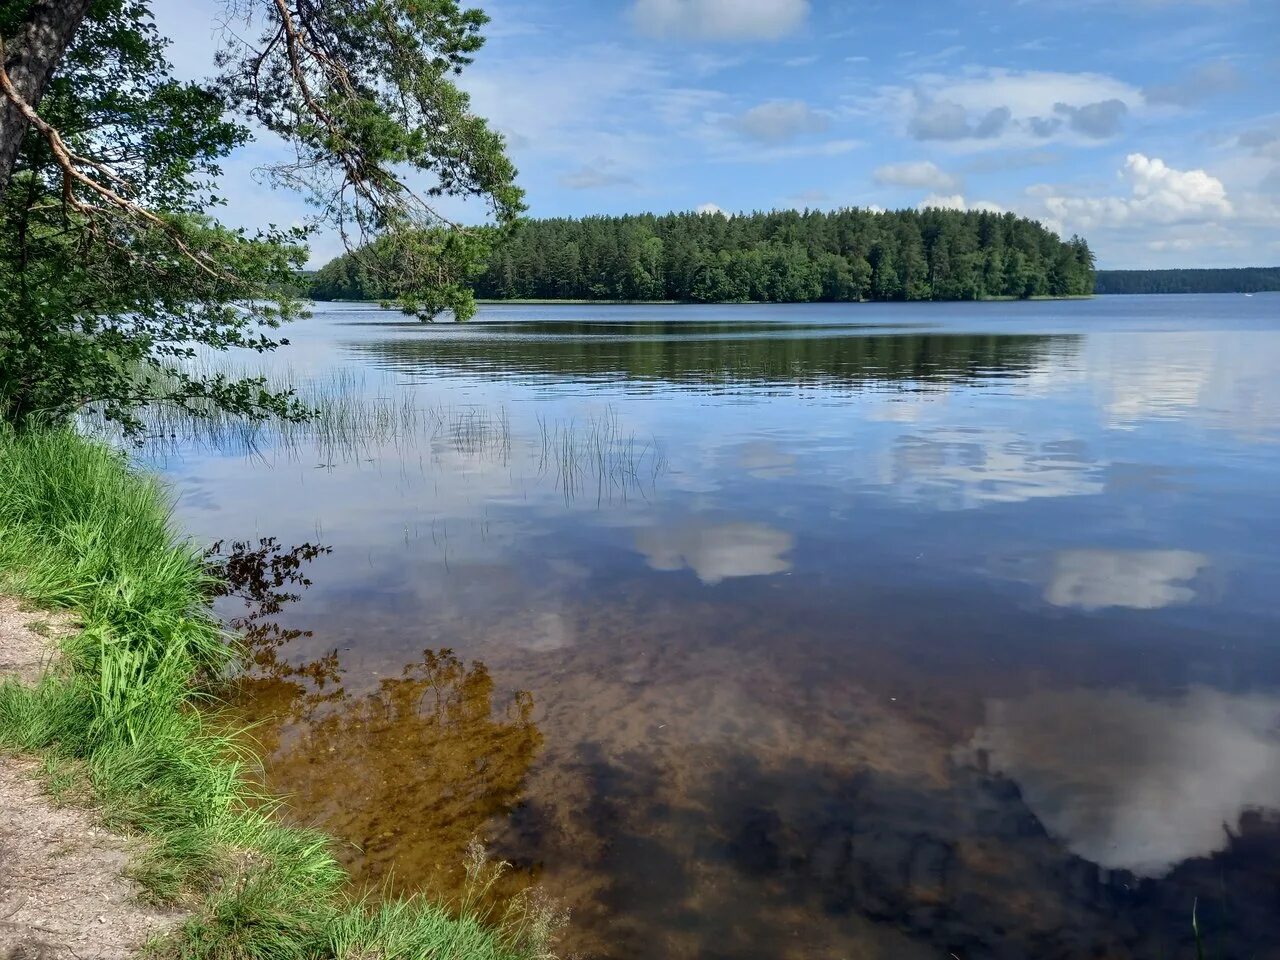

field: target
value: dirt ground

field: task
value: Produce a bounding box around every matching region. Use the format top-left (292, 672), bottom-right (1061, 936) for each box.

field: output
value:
top-left (0, 596), bottom-right (181, 959)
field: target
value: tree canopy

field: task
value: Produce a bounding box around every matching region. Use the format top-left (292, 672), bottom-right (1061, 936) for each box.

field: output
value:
top-left (311, 207), bottom-right (1096, 305)
top-left (1095, 267), bottom-right (1280, 295)
top-left (0, 0), bottom-right (522, 432)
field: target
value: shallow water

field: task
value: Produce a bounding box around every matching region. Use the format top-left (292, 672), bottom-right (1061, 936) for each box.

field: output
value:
top-left (164, 297), bottom-right (1280, 959)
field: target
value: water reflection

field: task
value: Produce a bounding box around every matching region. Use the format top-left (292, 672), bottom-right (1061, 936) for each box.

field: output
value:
top-left (241, 648), bottom-right (543, 893)
top-left (970, 686), bottom-right (1280, 876)
top-left (166, 300), bottom-right (1280, 960)
top-left (207, 537), bottom-right (335, 668)
top-left (734, 440), bottom-right (796, 479)
top-left (888, 429), bottom-right (1104, 508)
top-left (353, 329), bottom-right (1080, 390)
top-left (212, 538), bottom-right (544, 895)
top-left (634, 520), bottom-right (795, 584)
top-left (1045, 549), bottom-right (1210, 611)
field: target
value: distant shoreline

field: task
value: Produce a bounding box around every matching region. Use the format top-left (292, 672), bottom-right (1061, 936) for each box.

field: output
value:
top-left (314, 295), bottom-right (1097, 307)
top-left (474, 296), bottom-right (1098, 305)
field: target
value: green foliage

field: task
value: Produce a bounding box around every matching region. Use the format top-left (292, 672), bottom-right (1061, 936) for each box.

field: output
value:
top-left (1095, 266), bottom-right (1280, 294)
top-left (313, 207), bottom-right (1096, 305)
top-left (0, 2), bottom-right (307, 432)
top-left (311, 226), bottom-right (503, 321)
top-left (0, 0), bottom-right (522, 430)
top-left (216, 0), bottom-right (525, 323)
top-left (0, 426), bottom-right (557, 960)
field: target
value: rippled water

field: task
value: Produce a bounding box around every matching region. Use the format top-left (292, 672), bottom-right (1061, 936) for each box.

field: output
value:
top-left (162, 296), bottom-right (1280, 959)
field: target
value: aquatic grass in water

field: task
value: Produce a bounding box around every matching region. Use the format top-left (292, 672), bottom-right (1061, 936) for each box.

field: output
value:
top-left (537, 407), bottom-right (667, 504)
top-left (0, 426), bottom-right (561, 959)
top-left (81, 359), bottom-right (664, 502)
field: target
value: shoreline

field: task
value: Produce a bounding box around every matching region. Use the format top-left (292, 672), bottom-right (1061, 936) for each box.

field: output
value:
top-left (312, 294), bottom-right (1097, 307)
top-left (0, 428), bottom-right (560, 960)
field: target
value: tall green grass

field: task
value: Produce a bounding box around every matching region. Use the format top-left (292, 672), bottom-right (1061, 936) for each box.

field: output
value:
top-left (0, 426), bottom-right (558, 959)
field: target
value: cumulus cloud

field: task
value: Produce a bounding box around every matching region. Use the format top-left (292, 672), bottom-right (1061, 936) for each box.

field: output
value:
top-left (635, 520), bottom-right (794, 584)
top-left (695, 202), bottom-right (726, 215)
top-left (631, 0), bottom-right (809, 40)
top-left (1041, 153), bottom-right (1233, 230)
top-left (917, 194), bottom-right (1003, 213)
top-left (1045, 549), bottom-right (1208, 610)
top-left (874, 160), bottom-right (961, 192)
top-left (727, 99), bottom-right (829, 144)
top-left (968, 686), bottom-right (1280, 877)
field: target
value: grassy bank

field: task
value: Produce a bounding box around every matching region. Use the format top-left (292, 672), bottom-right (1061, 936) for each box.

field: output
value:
top-left (0, 427), bottom-right (557, 959)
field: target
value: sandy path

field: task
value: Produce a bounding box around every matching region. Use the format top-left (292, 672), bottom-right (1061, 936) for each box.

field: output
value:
top-left (0, 596), bottom-right (181, 959)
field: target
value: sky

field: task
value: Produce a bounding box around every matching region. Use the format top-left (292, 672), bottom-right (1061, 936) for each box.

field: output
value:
top-left (150, 0), bottom-right (1280, 269)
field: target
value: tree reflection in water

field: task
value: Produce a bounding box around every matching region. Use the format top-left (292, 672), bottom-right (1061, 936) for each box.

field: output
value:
top-left (207, 538), bottom-right (543, 899)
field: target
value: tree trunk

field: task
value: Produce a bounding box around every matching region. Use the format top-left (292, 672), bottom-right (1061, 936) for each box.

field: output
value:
top-left (0, 0), bottom-right (94, 200)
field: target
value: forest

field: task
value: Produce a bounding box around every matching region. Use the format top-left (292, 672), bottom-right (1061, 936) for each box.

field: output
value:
top-left (309, 208), bottom-right (1097, 305)
top-left (1095, 267), bottom-right (1280, 294)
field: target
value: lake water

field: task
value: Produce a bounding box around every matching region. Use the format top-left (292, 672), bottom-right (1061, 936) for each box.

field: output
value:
top-left (160, 296), bottom-right (1280, 959)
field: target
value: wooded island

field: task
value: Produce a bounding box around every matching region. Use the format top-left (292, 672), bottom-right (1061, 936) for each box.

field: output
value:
top-left (311, 208), bottom-right (1097, 305)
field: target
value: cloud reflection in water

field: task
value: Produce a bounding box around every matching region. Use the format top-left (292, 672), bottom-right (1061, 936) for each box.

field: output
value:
top-left (1046, 549), bottom-right (1208, 610)
top-left (635, 520), bottom-right (795, 584)
top-left (888, 428), bottom-right (1105, 509)
top-left (970, 685), bottom-right (1280, 876)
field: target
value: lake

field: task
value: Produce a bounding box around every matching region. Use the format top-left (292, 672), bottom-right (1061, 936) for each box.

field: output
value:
top-left (158, 296), bottom-right (1280, 959)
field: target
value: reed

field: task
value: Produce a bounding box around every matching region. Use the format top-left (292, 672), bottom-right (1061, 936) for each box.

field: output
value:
top-left (80, 359), bottom-right (664, 503)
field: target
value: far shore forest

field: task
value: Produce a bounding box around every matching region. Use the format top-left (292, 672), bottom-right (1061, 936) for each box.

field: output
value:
top-left (309, 208), bottom-right (1096, 305)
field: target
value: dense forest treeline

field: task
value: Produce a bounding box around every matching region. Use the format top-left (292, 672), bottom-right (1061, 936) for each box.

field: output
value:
top-left (1095, 267), bottom-right (1280, 295)
top-left (310, 209), bottom-right (1096, 305)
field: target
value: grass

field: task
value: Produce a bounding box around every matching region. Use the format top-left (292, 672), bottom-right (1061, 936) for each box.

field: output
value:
top-left (0, 425), bottom-right (560, 959)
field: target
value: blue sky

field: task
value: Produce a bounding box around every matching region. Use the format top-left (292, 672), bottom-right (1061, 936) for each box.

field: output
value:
top-left (152, 0), bottom-right (1280, 269)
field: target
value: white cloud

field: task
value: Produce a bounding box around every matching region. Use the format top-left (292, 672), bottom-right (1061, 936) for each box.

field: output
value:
top-left (465, 45), bottom-right (664, 172)
top-left (1045, 549), bottom-right (1208, 610)
top-left (931, 71), bottom-right (1141, 117)
top-left (727, 99), bottom-right (829, 144)
top-left (1144, 59), bottom-right (1242, 107)
top-left (559, 158), bottom-right (637, 189)
top-left (873, 160), bottom-right (961, 192)
top-left (917, 193), bottom-right (1003, 213)
top-left (1040, 153), bottom-right (1232, 230)
top-left (630, 0), bottom-right (809, 40)
top-left (859, 69), bottom-right (1144, 149)
top-left (735, 138), bottom-right (861, 162)
top-left (968, 686), bottom-right (1280, 877)
top-left (696, 202), bottom-right (726, 215)
top-left (635, 521), bottom-right (794, 584)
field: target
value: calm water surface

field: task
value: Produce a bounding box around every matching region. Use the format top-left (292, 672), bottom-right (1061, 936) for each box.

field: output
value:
top-left (162, 297), bottom-right (1280, 959)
